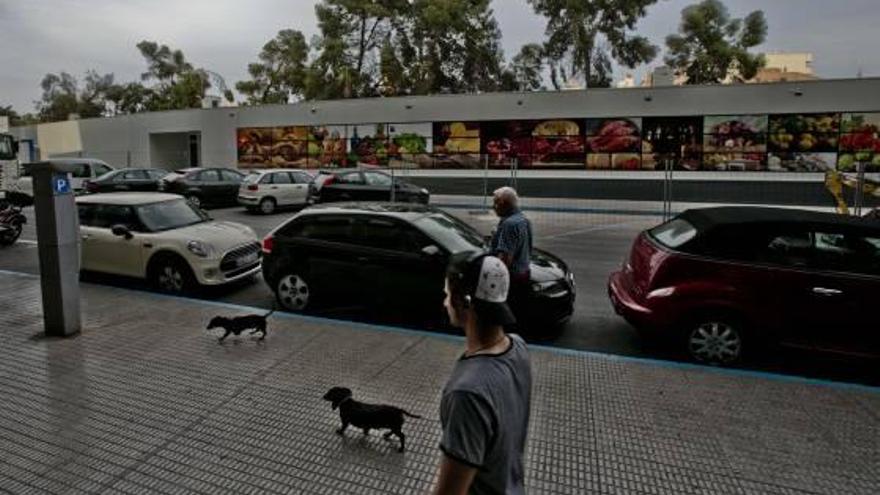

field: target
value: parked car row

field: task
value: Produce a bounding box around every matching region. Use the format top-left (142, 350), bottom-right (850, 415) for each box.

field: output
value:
top-left (71, 192), bottom-right (573, 338)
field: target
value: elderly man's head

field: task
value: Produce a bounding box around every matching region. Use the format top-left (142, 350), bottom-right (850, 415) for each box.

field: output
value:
top-left (493, 187), bottom-right (519, 217)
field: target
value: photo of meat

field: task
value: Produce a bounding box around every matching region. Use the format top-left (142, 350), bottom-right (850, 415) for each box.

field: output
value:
top-left (237, 127), bottom-right (273, 167)
top-left (586, 119), bottom-right (641, 153)
top-left (482, 120), bottom-right (534, 168)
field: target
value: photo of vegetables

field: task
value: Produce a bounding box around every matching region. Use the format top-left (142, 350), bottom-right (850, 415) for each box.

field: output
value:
top-left (768, 113), bottom-right (839, 154)
top-left (388, 123), bottom-right (432, 168)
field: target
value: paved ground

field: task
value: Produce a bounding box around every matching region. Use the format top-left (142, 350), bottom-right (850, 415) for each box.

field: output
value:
top-left (3, 196), bottom-right (879, 386)
top-left (0, 271), bottom-right (878, 494)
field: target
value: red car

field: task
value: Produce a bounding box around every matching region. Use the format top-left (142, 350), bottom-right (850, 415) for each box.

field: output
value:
top-left (609, 207), bottom-right (880, 365)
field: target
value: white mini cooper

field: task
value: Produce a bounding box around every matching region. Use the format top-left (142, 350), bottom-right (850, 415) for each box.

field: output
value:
top-left (76, 193), bottom-right (261, 292)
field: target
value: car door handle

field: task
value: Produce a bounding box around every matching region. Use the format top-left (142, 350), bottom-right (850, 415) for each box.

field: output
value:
top-left (80, 234), bottom-right (90, 241)
top-left (812, 287), bottom-right (842, 296)
top-left (357, 256), bottom-right (369, 262)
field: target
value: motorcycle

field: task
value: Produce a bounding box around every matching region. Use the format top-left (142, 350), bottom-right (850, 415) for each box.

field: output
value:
top-left (0, 191), bottom-right (31, 246)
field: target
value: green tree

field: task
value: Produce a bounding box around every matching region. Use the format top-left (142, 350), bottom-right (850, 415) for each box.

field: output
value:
top-left (0, 105), bottom-right (38, 126)
top-left (36, 71), bottom-right (118, 122)
top-left (389, 0), bottom-right (508, 95)
top-left (236, 29), bottom-right (310, 104)
top-left (528, 0), bottom-right (659, 88)
top-left (665, 0), bottom-right (766, 84)
top-left (136, 40), bottom-right (210, 110)
top-left (104, 82), bottom-right (153, 115)
top-left (309, 0), bottom-right (409, 98)
top-left (509, 43), bottom-right (546, 91)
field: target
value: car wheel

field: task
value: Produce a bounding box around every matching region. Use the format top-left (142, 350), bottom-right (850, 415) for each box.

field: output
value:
top-left (686, 318), bottom-right (744, 366)
top-left (186, 195), bottom-right (202, 209)
top-left (150, 256), bottom-right (195, 294)
top-left (259, 197), bottom-right (276, 215)
top-left (276, 273), bottom-right (311, 311)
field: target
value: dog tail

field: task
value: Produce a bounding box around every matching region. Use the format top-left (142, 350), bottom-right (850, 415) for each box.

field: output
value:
top-left (402, 410), bottom-right (422, 419)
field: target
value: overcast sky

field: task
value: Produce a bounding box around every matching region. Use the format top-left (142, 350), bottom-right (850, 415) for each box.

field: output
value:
top-left (2, 0), bottom-right (878, 112)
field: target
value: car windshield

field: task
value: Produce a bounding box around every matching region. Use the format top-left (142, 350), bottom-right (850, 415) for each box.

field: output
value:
top-left (136, 199), bottom-right (210, 232)
top-left (413, 211), bottom-right (486, 253)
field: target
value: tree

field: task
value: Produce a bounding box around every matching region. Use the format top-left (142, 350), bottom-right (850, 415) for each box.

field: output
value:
top-left (665, 0), bottom-right (767, 84)
top-left (136, 40), bottom-right (210, 110)
top-left (528, 0), bottom-right (659, 89)
top-left (36, 71), bottom-right (118, 122)
top-left (236, 29), bottom-right (310, 105)
top-left (104, 82), bottom-right (152, 115)
top-left (308, 0), bottom-right (409, 99)
top-left (388, 0), bottom-right (508, 95)
top-left (0, 105), bottom-right (38, 126)
top-left (509, 43), bottom-right (546, 91)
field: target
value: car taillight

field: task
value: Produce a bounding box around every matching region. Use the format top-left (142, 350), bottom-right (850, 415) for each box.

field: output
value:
top-left (322, 175), bottom-right (335, 186)
top-left (247, 184), bottom-right (259, 191)
top-left (262, 235), bottom-right (274, 254)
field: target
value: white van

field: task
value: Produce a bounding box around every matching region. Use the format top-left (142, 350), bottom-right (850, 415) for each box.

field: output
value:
top-left (14, 158), bottom-right (115, 199)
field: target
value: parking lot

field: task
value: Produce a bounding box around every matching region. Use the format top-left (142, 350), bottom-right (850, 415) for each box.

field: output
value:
top-left (3, 195), bottom-right (878, 387)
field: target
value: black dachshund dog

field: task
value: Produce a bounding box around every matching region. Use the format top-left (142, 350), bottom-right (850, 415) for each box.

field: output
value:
top-left (207, 306), bottom-right (275, 343)
top-left (323, 387), bottom-right (422, 453)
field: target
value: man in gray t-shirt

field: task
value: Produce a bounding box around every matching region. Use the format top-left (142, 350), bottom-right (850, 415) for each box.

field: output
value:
top-left (433, 252), bottom-right (532, 495)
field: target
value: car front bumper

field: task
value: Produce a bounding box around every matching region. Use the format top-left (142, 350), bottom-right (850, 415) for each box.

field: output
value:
top-left (608, 271), bottom-right (656, 330)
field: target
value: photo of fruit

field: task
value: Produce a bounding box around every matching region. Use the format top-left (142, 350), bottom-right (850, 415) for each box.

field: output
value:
top-left (433, 121), bottom-right (480, 154)
top-left (586, 118), bottom-right (641, 153)
top-left (768, 114), bottom-right (840, 153)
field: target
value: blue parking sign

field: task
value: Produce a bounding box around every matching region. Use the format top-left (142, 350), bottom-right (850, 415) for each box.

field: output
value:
top-left (53, 174), bottom-right (71, 195)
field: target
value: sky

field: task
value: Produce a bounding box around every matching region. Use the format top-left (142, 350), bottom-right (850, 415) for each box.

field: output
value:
top-left (1, 0), bottom-right (879, 113)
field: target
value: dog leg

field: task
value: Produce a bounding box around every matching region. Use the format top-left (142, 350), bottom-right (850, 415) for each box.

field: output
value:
top-left (362, 428), bottom-right (370, 436)
top-left (218, 329), bottom-right (232, 343)
top-left (395, 430), bottom-right (405, 453)
top-left (336, 422), bottom-right (349, 435)
top-left (383, 431), bottom-right (393, 441)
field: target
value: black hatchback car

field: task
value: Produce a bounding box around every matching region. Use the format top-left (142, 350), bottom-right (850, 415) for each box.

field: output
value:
top-left (309, 169), bottom-right (430, 205)
top-left (159, 167), bottom-right (246, 208)
top-left (85, 168), bottom-right (167, 193)
top-left (261, 203), bottom-right (574, 337)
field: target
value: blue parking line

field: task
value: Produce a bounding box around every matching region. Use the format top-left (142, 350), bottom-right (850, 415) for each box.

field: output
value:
top-left (2, 267), bottom-right (877, 395)
top-left (434, 202), bottom-right (673, 217)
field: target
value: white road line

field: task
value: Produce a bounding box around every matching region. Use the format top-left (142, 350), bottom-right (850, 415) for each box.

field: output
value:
top-left (17, 239), bottom-right (38, 245)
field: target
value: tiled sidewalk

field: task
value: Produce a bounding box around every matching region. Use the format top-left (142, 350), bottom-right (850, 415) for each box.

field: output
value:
top-left (0, 271), bottom-right (877, 494)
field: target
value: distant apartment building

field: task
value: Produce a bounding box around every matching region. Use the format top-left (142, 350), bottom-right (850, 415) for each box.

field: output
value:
top-left (642, 52), bottom-right (818, 87)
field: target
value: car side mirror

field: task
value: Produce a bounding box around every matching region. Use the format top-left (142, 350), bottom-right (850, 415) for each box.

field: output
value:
top-left (111, 224), bottom-right (133, 240)
top-left (421, 245), bottom-right (441, 257)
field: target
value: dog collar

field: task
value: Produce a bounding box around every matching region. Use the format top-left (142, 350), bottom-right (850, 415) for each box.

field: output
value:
top-left (339, 397), bottom-right (353, 405)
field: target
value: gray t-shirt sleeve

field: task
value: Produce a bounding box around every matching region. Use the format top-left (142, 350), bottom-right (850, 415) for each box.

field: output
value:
top-left (439, 391), bottom-right (496, 469)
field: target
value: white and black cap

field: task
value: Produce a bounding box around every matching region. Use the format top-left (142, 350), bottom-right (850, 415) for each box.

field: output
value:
top-left (448, 252), bottom-right (516, 326)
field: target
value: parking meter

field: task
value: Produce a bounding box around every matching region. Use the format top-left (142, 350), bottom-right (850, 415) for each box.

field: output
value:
top-left (26, 161), bottom-right (81, 337)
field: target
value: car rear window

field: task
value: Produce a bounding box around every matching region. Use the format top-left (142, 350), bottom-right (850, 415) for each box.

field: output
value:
top-left (649, 218), bottom-right (697, 249)
top-left (243, 173), bottom-right (262, 185)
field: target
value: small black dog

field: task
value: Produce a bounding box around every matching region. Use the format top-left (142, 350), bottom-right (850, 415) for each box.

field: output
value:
top-left (323, 387), bottom-right (421, 453)
top-left (207, 306), bottom-right (275, 343)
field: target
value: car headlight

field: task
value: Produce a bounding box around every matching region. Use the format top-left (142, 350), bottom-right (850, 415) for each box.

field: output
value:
top-left (532, 280), bottom-right (561, 293)
top-left (187, 240), bottom-right (213, 258)
top-left (420, 188), bottom-right (429, 195)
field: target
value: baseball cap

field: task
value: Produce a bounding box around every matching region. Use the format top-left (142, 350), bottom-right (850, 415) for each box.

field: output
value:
top-left (447, 252), bottom-right (517, 326)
